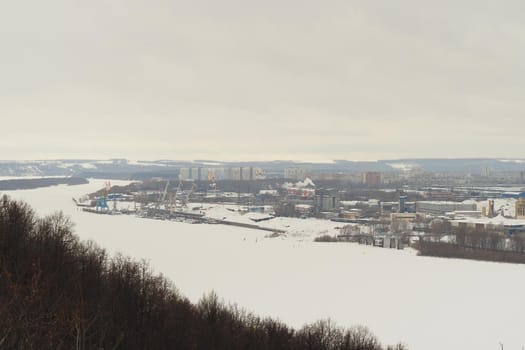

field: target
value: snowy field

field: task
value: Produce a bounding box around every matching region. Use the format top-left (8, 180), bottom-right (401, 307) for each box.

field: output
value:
top-left (191, 203), bottom-right (343, 239)
top-left (3, 179), bottom-right (525, 349)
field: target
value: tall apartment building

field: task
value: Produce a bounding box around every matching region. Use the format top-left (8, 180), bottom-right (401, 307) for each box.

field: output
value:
top-left (284, 167), bottom-right (309, 180)
top-left (179, 166), bottom-right (264, 181)
top-left (362, 172), bottom-right (382, 186)
top-left (179, 167), bottom-right (210, 181)
top-left (179, 167), bottom-right (191, 180)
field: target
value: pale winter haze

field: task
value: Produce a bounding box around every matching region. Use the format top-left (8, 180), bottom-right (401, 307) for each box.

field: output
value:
top-left (1, 0), bottom-right (524, 160)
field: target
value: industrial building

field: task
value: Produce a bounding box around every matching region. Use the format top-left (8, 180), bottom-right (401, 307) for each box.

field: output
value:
top-left (390, 212), bottom-right (418, 233)
top-left (415, 201), bottom-right (477, 216)
top-left (399, 194), bottom-right (407, 213)
top-left (517, 193), bottom-right (525, 219)
top-left (451, 215), bottom-right (525, 236)
top-left (314, 194), bottom-right (340, 214)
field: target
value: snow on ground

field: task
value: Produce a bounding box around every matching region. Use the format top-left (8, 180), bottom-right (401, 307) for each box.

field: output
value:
top-left (386, 162), bottom-right (418, 172)
top-left (2, 179), bottom-right (525, 350)
top-left (79, 163), bottom-right (98, 169)
top-left (195, 203), bottom-right (341, 239)
top-left (499, 159), bottom-right (525, 164)
top-left (475, 198), bottom-right (517, 217)
top-left (453, 214), bottom-right (525, 227)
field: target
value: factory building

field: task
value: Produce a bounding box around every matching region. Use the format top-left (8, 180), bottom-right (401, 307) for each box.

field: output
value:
top-left (390, 212), bottom-right (418, 233)
top-left (452, 215), bottom-right (525, 236)
top-left (415, 201), bottom-right (477, 216)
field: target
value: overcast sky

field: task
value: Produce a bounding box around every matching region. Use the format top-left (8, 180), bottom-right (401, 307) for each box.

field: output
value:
top-left (1, 0), bottom-right (524, 161)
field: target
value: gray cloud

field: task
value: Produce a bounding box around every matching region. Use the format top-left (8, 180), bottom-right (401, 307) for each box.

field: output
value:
top-left (1, 0), bottom-right (524, 160)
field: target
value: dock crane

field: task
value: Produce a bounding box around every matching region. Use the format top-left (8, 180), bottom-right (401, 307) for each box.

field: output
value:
top-left (181, 181), bottom-right (196, 208)
top-left (171, 178), bottom-right (183, 211)
top-left (160, 180), bottom-right (170, 205)
top-left (95, 181), bottom-right (111, 211)
top-left (156, 180), bottom-right (170, 212)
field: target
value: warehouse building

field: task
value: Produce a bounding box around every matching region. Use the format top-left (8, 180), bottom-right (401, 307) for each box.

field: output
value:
top-left (416, 201), bottom-right (477, 216)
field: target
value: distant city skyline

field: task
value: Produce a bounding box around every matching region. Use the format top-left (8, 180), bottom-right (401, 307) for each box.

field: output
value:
top-left (2, 1), bottom-right (524, 161)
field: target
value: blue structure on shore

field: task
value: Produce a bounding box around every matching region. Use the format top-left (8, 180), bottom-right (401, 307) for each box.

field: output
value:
top-left (399, 195), bottom-right (408, 213)
top-left (95, 197), bottom-right (109, 211)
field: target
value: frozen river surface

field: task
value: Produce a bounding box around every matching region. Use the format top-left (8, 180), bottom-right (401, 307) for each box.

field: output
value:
top-left (4, 179), bottom-right (525, 350)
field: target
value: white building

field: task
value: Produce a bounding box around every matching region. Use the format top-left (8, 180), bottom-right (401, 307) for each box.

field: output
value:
top-left (284, 167), bottom-right (309, 180)
top-left (416, 201), bottom-right (477, 216)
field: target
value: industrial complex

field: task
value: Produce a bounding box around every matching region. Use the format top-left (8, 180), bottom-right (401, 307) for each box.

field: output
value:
top-left (73, 162), bottom-right (525, 255)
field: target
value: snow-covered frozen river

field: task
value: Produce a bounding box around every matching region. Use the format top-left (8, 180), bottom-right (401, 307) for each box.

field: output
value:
top-left (4, 179), bottom-right (525, 349)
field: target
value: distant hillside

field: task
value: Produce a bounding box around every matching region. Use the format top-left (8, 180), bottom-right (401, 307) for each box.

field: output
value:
top-left (0, 158), bottom-right (523, 179)
top-left (0, 177), bottom-right (88, 190)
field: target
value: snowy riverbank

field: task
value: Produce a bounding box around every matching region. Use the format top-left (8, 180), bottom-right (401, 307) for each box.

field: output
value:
top-left (3, 179), bottom-right (525, 350)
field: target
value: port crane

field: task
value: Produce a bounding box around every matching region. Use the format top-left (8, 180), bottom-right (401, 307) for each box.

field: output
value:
top-left (171, 178), bottom-right (183, 211)
top-left (180, 181), bottom-right (196, 208)
top-left (155, 180), bottom-right (170, 212)
top-left (95, 181), bottom-right (111, 211)
top-left (160, 180), bottom-right (170, 204)
top-left (152, 178), bottom-right (197, 215)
